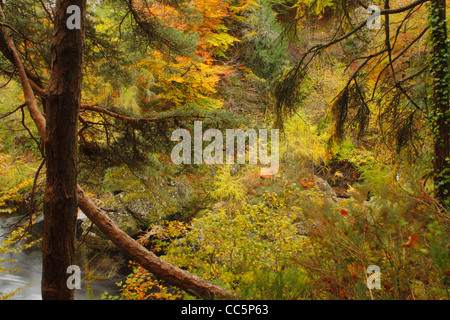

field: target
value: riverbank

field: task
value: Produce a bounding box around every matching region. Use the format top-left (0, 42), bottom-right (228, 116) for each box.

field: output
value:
top-left (0, 210), bottom-right (125, 300)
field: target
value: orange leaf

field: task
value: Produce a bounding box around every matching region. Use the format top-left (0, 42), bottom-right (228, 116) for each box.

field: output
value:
top-left (402, 234), bottom-right (419, 248)
top-left (299, 178), bottom-right (314, 188)
top-left (346, 262), bottom-right (362, 279)
top-left (259, 165), bottom-right (279, 179)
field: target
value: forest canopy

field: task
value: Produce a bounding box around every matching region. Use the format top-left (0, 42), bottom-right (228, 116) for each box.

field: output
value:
top-left (0, 0), bottom-right (448, 301)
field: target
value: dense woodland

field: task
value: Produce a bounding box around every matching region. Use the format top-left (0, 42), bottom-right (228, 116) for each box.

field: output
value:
top-left (0, 0), bottom-right (449, 300)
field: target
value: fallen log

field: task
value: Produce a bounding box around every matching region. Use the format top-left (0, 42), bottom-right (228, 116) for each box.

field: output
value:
top-left (77, 186), bottom-right (236, 300)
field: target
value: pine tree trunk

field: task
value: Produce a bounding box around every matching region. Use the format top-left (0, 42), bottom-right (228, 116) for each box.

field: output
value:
top-left (41, 0), bottom-right (86, 300)
top-left (429, 0), bottom-right (450, 203)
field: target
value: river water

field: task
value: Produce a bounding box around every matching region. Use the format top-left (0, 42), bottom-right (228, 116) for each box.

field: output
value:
top-left (0, 211), bottom-right (123, 300)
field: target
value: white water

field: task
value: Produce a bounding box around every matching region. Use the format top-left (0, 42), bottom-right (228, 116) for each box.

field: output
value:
top-left (0, 212), bottom-right (123, 300)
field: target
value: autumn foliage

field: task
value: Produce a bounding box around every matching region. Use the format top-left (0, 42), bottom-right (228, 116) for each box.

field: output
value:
top-left (0, 0), bottom-right (449, 301)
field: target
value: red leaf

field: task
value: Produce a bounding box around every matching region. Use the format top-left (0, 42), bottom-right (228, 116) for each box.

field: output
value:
top-left (340, 209), bottom-right (348, 216)
top-left (402, 234), bottom-right (419, 248)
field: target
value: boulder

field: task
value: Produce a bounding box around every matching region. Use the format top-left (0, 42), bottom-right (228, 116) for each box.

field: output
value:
top-left (313, 175), bottom-right (338, 203)
top-left (30, 211), bottom-right (88, 240)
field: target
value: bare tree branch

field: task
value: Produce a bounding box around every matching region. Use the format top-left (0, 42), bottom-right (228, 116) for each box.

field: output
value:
top-left (0, 5), bottom-right (46, 137)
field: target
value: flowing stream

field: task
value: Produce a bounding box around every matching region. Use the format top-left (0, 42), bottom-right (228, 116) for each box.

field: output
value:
top-left (0, 211), bottom-right (123, 300)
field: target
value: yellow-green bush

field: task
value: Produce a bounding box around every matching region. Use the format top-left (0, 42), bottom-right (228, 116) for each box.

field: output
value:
top-left (163, 191), bottom-right (312, 299)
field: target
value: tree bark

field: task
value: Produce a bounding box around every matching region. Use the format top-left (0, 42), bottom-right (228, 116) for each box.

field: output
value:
top-left (429, 0), bottom-right (450, 202)
top-left (41, 0), bottom-right (86, 300)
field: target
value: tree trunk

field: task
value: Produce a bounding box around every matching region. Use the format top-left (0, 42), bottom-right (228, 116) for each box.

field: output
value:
top-left (41, 0), bottom-right (86, 300)
top-left (429, 0), bottom-right (450, 203)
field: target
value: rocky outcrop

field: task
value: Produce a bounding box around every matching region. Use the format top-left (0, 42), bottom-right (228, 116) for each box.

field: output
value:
top-left (313, 175), bottom-right (338, 203)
